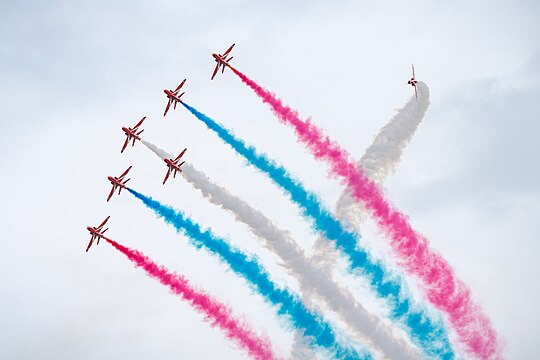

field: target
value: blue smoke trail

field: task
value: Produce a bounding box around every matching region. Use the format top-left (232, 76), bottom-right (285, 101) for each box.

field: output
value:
top-left (181, 101), bottom-right (455, 359)
top-left (127, 187), bottom-right (369, 360)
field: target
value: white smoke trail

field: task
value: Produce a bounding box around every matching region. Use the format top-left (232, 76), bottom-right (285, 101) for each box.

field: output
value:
top-left (336, 81), bottom-right (430, 225)
top-left (311, 82), bottom-right (430, 271)
top-left (141, 139), bottom-right (170, 161)
top-left (141, 139), bottom-right (422, 360)
top-left (291, 331), bottom-right (318, 359)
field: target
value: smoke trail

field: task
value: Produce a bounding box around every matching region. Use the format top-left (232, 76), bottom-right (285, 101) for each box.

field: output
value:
top-left (142, 139), bottom-right (171, 160)
top-left (180, 101), bottom-right (455, 359)
top-left (335, 82), bottom-right (430, 226)
top-left (291, 331), bottom-right (318, 359)
top-left (141, 139), bottom-right (421, 360)
top-left (230, 67), bottom-right (501, 359)
top-left (103, 237), bottom-right (279, 360)
top-left (125, 187), bottom-right (369, 360)
top-left (313, 82), bottom-right (431, 288)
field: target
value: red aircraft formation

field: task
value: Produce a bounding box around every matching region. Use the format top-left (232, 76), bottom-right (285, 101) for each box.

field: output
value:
top-left (87, 42), bottom-right (417, 250)
top-left (408, 64), bottom-right (418, 100)
top-left (86, 216), bottom-right (110, 252)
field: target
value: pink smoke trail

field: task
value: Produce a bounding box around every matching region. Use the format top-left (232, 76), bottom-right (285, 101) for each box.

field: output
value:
top-left (230, 67), bottom-right (501, 359)
top-left (104, 237), bottom-right (279, 360)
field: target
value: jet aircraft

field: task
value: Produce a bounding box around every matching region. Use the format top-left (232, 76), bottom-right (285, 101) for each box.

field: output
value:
top-left (86, 216), bottom-right (110, 252)
top-left (163, 79), bottom-right (186, 116)
top-left (211, 43), bottom-right (235, 80)
top-left (163, 148), bottom-right (187, 184)
top-left (121, 116), bottom-right (145, 153)
top-left (107, 166), bottom-right (132, 202)
top-left (408, 64), bottom-right (418, 99)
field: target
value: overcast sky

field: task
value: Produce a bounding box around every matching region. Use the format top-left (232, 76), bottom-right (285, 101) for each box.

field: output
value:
top-left (1, 0), bottom-right (539, 359)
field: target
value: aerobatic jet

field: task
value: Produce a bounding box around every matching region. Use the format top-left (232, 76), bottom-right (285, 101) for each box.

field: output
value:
top-left (86, 216), bottom-right (110, 252)
top-left (106, 166), bottom-right (132, 202)
top-left (163, 148), bottom-right (187, 184)
top-left (121, 116), bottom-right (145, 153)
top-left (211, 43), bottom-right (235, 80)
top-left (163, 79), bottom-right (186, 116)
top-left (407, 64), bottom-right (418, 99)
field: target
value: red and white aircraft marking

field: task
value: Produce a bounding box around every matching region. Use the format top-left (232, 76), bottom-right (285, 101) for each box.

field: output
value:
top-left (163, 148), bottom-right (187, 184)
top-left (86, 216), bottom-right (110, 252)
top-left (107, 166), bottom-right (132, 202)
top-left (163, 79), bottom-right (186, 116)
top-left (211, 43), bottom-right (235, 80)
top-left (407, 64), bottom-right (418, 100)
top-left (121, 116), bottom-right (145, 153)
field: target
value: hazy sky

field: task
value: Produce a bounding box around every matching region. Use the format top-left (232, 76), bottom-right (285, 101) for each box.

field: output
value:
top-left (1, 0), bottom-right (539, 358)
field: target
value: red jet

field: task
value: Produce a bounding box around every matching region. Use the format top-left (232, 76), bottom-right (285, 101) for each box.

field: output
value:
top-left (107, 166), bottom-right (132, 202)
top-left (121, 116), bottom-right (145, 153)
top-left (163, 79), bottom-right (186, 117)
top-left (211, 43), bottom-right (235, 80)
top-left (86, 216), bottom-right (110, 252)
top-left (163, 148), bottom-right (187, 184)
top-left (407, 64), bottom-right (418, 100)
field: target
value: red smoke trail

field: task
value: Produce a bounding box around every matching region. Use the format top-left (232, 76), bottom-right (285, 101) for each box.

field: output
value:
top-left (104, 237), bottom-right (279, 360)
top-left (230, 67), bottom-right (501, 359)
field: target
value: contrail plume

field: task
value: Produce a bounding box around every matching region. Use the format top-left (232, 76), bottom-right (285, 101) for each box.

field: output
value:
top-left (104, 237), bottom-right (280, 360)
top-left (180, 101), bottom-right (455, 359)
top-left (335, 82), bottom-right (430, 226)
top-left (140, 139), bottom-right (422, 360)
top-left (230, 66), bottom-right (501, 359)
top-left (125, 187), bottom-right (369, 360)
top-left (312, 82), bottom-right (431, 294)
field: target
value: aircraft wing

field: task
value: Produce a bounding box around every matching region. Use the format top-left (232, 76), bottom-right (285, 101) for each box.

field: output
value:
top-left (119, 166), bottom-right (132, 179)
top-left (211, 63), bottom-right (220, 80)
top-left (223, 43), bottom-right (235, 57)
top-left (97, 216), bottom-right (111, 230)
top-left (133, 116), bottom-right (146, 130)
top-left (174, 148), bottom-right (187, 162)
top-left (121, 137), bottom-right (130, 153)
top-left (107, 186), bottom-right (116, 202)
top-left (86, 238), bottom-right (94, 252)
top-left (174, 79), bottom-right (186, 92)
top-left (163, 167), bottom-right (172, 184)
top-left (164, 99), bottom-right (172, 116)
